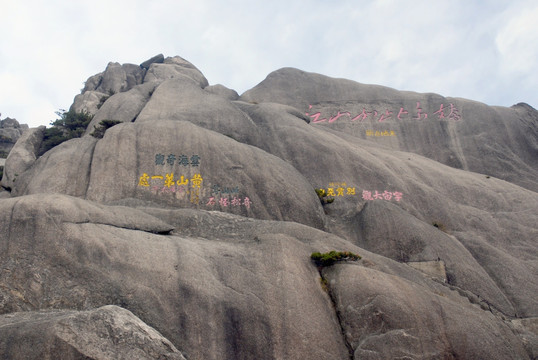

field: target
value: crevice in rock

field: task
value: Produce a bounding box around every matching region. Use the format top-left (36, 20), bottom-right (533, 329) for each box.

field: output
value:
top-left (83, 139), bottom-right (98, 199)
top-left (317, 267), bottom-right (354, 360)
top-left (67, 221), bottom-right (173, 235)
top-left (431, 277), bottom-right (511, 318)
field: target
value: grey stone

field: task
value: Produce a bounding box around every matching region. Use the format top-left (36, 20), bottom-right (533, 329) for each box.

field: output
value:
top-left (323, 263), bottom-right (531, 359)
top-left (9, 75), bottom-right (538, 320)
top-left (205, 84), bottom-right (240, 100)
top-left (511, 318), bottom-right (538, 359)
top-left (0, 117), bottom-right (21, 128)
top-left (143, 59), bottom-right (209, 88)
top-left (0, 305), bottom-right (186, 359)
top-left (9, 135), bottom-right (98, 197)
top-left (84, 81), bottom-right (158, 135)
top-left (349, 200), bottom-right (520, 316)
top-left (82, 62), bottom-right (146, 95)
top-left (0, 194), bottom-right (353, 360)
top-left (136, 77), bottom-right (262, 145)
top-left (1, 126), bottom-right (45, 190)
top-left (0, 128), bottom-right (22, 146)
top-left (2, 56), bottom-right (537, 359)
top-left (71, 90), bottom-right (109, 115)
top-left (0, 118), bottom-right (26, 155)
top-left (140, 53), bottom-right (165, 69)
top-left (9, 120), bottom-right (325, 229)
top-left (240, 67), bottom-right (538, 192)
top-left (407, 260), bottom-right (447, 282)
top-left (0, 191), bottom-right (535, 359)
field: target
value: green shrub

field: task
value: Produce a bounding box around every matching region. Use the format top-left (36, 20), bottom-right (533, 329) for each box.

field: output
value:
top-left (315, 188), bottom-right (335, 206)
top-left (39, 127), bottom-right (68, 155)
top-left (97, 95), bottom-right (109, 110)
top-left (90, 119), bottom-right (122, 139)
top-left (38, 109), bottom-right (93, 155)
top-left (311, 251), bottom-right (361, 267)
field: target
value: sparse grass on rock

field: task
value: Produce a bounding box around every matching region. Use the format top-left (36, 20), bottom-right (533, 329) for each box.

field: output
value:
top-left (311, 251), bottom-right (361, 267)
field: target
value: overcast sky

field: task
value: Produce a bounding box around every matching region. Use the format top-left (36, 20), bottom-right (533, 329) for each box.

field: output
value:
top-left (2, 0), bottom-right (537, 128)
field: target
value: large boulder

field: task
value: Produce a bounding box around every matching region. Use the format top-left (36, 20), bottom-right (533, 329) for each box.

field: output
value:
top-left (9, 120), bottom-right (325, 229)
top-left (143, 56), bottom-right (209, 88)
top-left (205, 84), bottom-right (240, 100)
top-left (136, 77), bottom-right (260, 144)
top-left (82, 62), bottom-right (146, 95)
top-left (0, 305), bottom-right (186, 359)
top-left (71, 90), bottom-right (109, 115)
top-left (140, 53), bottom-right (165, 70)
top-left (241, 68), bottom-right (538, 192)
top-left (1, 126), bottom-right (45, 190)
top-left (0, 117), bottom-right (27, 155)
top-left (83, 81), bottom-right (159, 134)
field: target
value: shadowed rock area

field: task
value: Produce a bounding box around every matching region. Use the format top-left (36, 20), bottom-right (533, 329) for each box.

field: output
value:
top-left (0, 54), bottom-right (537, 359)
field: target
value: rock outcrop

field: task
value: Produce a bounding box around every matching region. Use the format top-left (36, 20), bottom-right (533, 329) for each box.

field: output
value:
top-left (1, 126), bottom-right (45, 191)
top-left (0, 116), bottom-right (28, 157)
top-left (0, 305), bottom-right (186, 359)
top-left (1, 54), bottom-right (537, 359)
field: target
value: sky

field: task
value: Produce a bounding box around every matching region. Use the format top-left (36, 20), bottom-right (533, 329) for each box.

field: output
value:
top-left (1, 0), bottom-right (538, 128)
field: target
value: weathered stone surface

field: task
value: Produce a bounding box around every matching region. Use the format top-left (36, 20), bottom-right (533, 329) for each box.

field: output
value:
top-left (0, 117), bottom-right (27, 155)
top-left (0, 194), bottom-right (173, 236)
top-left (0, 194), bottom-right (352, 360)
top-left (1, 55), bottom-right (537, 359)
top-left (161, 55), bottom-right (209, 87)
top-left (7, 78), bottom-right (538, 319)
top-left (205, 84), bottom-right (240, 100)
top-left (230, 101), bottom-right (538, 317)
top-left (71, 90), bottom-right (108, 115)
top-left (84, 81), bottom-right (158, 134)
top-left (0, 117), bottom-right (22, 129)
top-left (324, 263), bottom-right (530, 359)
top-left (82, 62), bottom-right (146, 95)
top-left (9, 135), bottom-right (98, 197)
top-left (1, 191), bottom-right (535, 359)
top-left (136, 77), bottom-right (262, 144)
top-left (1, 126), bottom-right (44, 190)
top-left (350, 200), bottom-right (521, 316)
top-left (84, 120), bottom-right (323, 228)
top-left (241, 67), bottom-right (538, 192)
top-left (140, 53), bottom-right (165, 69)
top-left (407, 260), bottom-right (447, 282)
top-left (0, 305), bottom-right (186, 359)
top-left (143, 62), bottom-right (206, 88)
top-left (511, 318), bottom-right (538, 359)
top-left (8, 120), bottom-right (325, 229)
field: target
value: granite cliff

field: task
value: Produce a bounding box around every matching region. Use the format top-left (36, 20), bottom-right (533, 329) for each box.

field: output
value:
top-left (1, 54), bottom-right (537, 359)
top-left (0, 116), bottom-right (28, 160)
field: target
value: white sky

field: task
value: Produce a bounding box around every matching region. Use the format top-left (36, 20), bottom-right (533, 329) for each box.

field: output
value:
top-left (1, 0), bottom-right (537, 128)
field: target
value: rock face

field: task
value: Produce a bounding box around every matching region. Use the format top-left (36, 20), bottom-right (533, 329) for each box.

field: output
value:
top-left (1, 54), bottom-right (537, 359)
top-left (0, 305), bottom-right (186, 359)
top-left (1, 126), bottom-right (45, 191)
top-left (0, 116), bottom-right (28, 157)
top-left (241, 68), bottom-right (538, 192)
